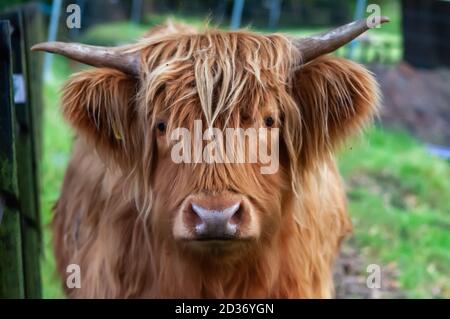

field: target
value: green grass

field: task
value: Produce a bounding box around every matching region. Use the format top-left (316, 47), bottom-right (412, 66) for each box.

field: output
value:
top-left (338, 128), bottom-right (450, 298)
top-left (80, 14), bottom-right (209, 46)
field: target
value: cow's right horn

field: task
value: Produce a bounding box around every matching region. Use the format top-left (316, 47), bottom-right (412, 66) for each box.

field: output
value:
top-left (292, 16), bottom-right (390, 64)
top-left (31, 42), bottom-right (140, 76)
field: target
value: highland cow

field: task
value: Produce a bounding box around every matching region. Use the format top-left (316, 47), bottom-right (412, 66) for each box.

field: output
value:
top-left (33, 17), bottom-right (388, 298)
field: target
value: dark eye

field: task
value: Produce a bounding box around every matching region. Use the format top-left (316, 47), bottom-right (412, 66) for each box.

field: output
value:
top-left (264, 116), bottom-right (275, 127)
top-left (156, 121), bottom-right (166, 133)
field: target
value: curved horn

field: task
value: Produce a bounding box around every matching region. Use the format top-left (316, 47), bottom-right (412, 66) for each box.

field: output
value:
top-left (293, 16), bottom-right (390, 64)
top-left (31, 42), bottom-right (140, 76)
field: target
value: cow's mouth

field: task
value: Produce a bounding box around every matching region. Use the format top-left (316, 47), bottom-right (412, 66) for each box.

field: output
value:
top-left (193, 235), bottom-right (237, 241)
top-left (180, 232), bottom-right (256, 248)
top-left (181, 231), bottom-right (243, 243)
top-left (181, 236), bottom-right (253, 254)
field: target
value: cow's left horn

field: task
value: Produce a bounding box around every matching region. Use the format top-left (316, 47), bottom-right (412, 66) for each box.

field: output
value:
top-left (293, 16), bottom-right (390, 64)
top-left (31, 42), bottom-right (140, 76)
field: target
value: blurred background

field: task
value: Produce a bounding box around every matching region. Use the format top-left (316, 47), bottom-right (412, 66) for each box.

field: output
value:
top-left (0, 0), bottom-right (448, 299)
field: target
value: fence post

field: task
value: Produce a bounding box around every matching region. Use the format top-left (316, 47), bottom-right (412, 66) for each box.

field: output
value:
top-left (230, 0), bottom-right (245, 30)
top-left (20, 4), bottom-right (44, 298)
top-left (22, 3), bottom-right (45, 166)
top-left (0, 6), bottom-right (43, 298)
top-left (0, 20), bottom-right (25, 299)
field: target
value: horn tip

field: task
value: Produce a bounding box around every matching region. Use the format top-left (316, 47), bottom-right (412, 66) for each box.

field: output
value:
top-left (30, 43), bottom-right (43, 52)
top-left (380, 16), bottom-right (390, 24)
top-left (31, 41), bottom-right (62, 52)
top-left (31, 42), bottom-right (51, 52)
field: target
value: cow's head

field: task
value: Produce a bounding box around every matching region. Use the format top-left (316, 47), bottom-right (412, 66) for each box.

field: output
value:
top-left (33, 18), bottom-right (386, 256)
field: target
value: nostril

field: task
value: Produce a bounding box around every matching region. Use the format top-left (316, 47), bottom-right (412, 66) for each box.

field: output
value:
top-left (222, 203), bottom-right (240, 219)
top-left (230, 205), bottom-right (242, 225)
top-left (186, 204), bottom-right (204, 228)
top-left (191, 204), bottom-right (210, 221)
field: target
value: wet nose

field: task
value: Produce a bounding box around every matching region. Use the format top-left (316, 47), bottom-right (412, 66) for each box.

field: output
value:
top-left (190, 202), bottom-right (241, 239)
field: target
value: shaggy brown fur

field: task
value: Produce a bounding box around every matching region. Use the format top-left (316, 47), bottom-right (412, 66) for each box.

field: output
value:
top-left (53, 22), bottom-right (379, 298)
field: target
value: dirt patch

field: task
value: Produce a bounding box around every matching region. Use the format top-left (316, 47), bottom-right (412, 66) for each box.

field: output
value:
top-left (333, 242), bottom-right (403, 299)
top-left (372, 63), bottom-right (450, 146)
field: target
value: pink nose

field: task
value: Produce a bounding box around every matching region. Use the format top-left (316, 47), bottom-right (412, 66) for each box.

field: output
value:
top-left (190, 202), bottom-right (241, 239)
